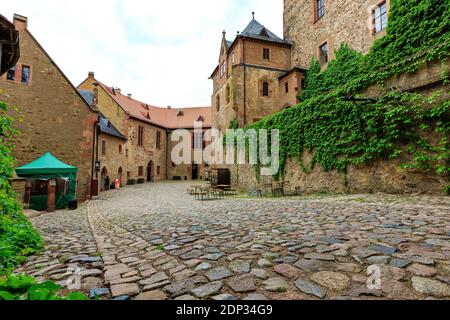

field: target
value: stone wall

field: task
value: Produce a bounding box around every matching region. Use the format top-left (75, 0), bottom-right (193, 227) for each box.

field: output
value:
top-left (212, 37), bottom-right (296, 131)
top-left (1, 18), bottom-right (96, 202)
top-left (167, 129), bottom-right (209, 181)
top-left (284, 0), bottom-right (391, 68)
top-left (126, 118), bottom-right (167, 182)
top-left (97, 133), bottom-right (127, 188)
top-left (231, 60), bottom-right (449, 195)
top-left (233, 152), bottom-right (447, 196)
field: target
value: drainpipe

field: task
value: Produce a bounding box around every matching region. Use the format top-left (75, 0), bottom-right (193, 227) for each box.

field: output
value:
top-left (0, 43), bottom-right (3, 73)
top-left (165, 130), bottom-right (170, 180)
top-left (90, 116), bottom-right (99, 196)
top-left (242, 39), bottom-right (247, 126)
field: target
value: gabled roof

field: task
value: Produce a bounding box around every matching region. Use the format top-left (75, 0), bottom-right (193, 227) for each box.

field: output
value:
top-left (98, 114), bottom-right (127, 140)
top-left (240, 18), bottom-right (290, 45)
top-left (78, 90), bottom-right (127, 140)
top-left (95, 81), bottom-right (211, 130)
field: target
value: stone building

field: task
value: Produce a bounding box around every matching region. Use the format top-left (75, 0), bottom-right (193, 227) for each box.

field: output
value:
top-left (211, 2), bottom-right (392, 131)
top-left (210, 15), bottom-right (305, 131)
top-left (78, 73), bottom-right (212, 189)
top-left (284, 0), bottom-right (391, 69)
top-left (0, 15), bottom-right (98, 203)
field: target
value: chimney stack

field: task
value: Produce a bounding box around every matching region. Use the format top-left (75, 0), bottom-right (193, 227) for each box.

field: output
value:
top-left (88, 71), bottom-right (95, 78)
top-left (13, 14), bottom-right (28, 31)
top-left (127, 94), bottom-right (132, 99)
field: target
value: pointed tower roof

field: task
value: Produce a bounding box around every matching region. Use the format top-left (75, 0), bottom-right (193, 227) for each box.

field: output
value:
top-left (240, 17), bottom-right (289, 45)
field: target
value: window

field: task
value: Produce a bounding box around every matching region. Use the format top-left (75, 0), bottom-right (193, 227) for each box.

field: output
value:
top-left (137, 126), bottom-right (144, 146)
top-left (156, 131), bottom-right (162, 150)
top-left (101, 140), bottom-right (106, 156)
top-left (373, 2), bottom-right (388, 33)
top-left (216, 95), bottom-right (221, 112)
top-left (226, 85), bottom-right (231, 104)
top-left (138, 166), bottom-right (144, 176)
top-left (157, 166), bottom-right (161, 175)
top-left (6, 67), bottom-right (15, 81)
top-left (21, 66), bottom-right (30, 84)
top-left (232, 52), bottom-right (235, 64)
top-left (263, 48), bottom-right (270, 60)
top-left (125, 149), bottom-right (129, 157)
top-left (315, 0), bottom-right (325, 21)
top-left (262, 81), bottom-right (270, 97)
top-left (319, 42), bottom-right (329, 65)
top-left (285, 81), bottom-right (289, 93)
top-left (127, 171), bottom-right (131, 178)
top-left (194, 132), bottom-right (203, 150)
top-left (119, 145), bottom-right (122, 154)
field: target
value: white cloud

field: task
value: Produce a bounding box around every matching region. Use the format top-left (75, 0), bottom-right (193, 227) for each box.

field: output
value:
top-left (2, 0), bottom-right (283, 107)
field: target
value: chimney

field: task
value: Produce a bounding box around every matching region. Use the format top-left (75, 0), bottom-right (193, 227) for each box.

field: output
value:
top-left (13, 14), bottom-right (28, 31)
top-left (88, 71), bottom-right (95, 78)
top-left (127, 94), bottom-right (132, 99)
top-left (116, 88), bottom-right (121, 94)
top-left (167, 106), bottom-right (172, 109)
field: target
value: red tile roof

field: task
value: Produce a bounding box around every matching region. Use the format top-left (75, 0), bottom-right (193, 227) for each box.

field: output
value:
top-left (98, 81), bottom-right (211, 129)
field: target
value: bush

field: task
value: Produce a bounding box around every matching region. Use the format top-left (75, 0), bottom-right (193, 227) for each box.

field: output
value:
top-left (0, 99), bottom-right (43, 272)
top-left (137, 178), bottom-right (145, 184)
top-left (127, 179), bottom-right (136, 185)
top-left (0, 273), bottom-right (88, 300)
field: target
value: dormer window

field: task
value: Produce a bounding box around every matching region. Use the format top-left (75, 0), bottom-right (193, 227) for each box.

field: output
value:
top-left (260, 28), bottom-right (269, 37)
top-left (177, 110), bottom-right (184, 117)
top-left (197, 116), bottom-right (204, 122)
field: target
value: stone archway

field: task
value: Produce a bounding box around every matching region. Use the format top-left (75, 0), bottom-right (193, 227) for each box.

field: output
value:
top-left (118, 167), bottom-right (123, 186)
top-left (147, 161), bottom-right (154, 182)
top-left (101, 167), bottom-right (108, 191)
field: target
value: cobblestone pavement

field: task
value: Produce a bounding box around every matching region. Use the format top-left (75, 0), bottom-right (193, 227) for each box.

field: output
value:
top-left (16, 182), bottom-right (450, 300)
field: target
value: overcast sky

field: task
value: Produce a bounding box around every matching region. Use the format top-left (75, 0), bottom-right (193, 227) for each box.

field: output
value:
top-left (2, 0), bottom-right (283, 107)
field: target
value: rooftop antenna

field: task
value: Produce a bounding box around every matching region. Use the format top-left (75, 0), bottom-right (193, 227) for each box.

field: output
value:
top-left (252, 12), bottom-right (255, 20)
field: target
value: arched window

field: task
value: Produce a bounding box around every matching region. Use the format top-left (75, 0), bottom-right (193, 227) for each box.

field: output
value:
top-left (216, 95), bottom-right (221, 112)
top-left (262, 81), bottom-right (270, 97)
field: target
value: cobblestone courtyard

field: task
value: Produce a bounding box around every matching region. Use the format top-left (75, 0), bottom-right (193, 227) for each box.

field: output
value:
top-left (16, 182), bottom-right (450, 300)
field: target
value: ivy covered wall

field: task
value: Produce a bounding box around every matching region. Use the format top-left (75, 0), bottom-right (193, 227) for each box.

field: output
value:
top-left (238, 0), bottom-right (449, 194)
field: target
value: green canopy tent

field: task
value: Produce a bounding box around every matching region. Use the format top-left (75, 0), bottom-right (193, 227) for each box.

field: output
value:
top-left (15, 152), bottom-right (78, 211)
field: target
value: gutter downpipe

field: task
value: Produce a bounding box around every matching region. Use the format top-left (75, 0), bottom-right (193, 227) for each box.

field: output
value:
top-left (243, 38), bottom-right (247, 126)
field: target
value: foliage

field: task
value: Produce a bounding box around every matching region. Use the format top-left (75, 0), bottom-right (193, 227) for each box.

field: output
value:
top-left (0, 273), bottom-right (88, 300)
top-left (229, 118), bottom-right (240, 130)
top-left (300, 45), bottom-right (365, 100)
top-left (236, 0), bottom-right (450, 193)
top-left (0, 99), bottom-right (43, 272)
top-left (248, 90), bottom-right (449, 179)
top-left (365, 0), bottom-right (450, 71)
